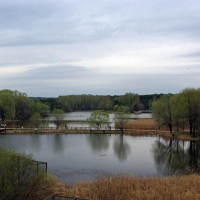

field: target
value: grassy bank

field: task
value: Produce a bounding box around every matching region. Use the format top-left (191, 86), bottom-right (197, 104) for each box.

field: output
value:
top-left (48, 174), bottom-right (200, 200)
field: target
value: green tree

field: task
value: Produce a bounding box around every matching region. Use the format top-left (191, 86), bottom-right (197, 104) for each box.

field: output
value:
top-left (152, 94), bottom-right (174, 133)
top-left (52, 108), bottom-right (65, 128)
top-left (0, 93), bottom-right (15, 121)
top-left (86, 110), bottom-right (109, 130)
top-left (30, 113), bottom-right (41, 127)
top-left (177, 88), bottom-right (200, 135)
top-left (170, 94), bottom-right (187, 131)
top-left (15, 96), bottom-right (35, 120)
top-left (114, 105), bottom-right (130, 134)
top-left (35, 102), bottom-right (50, 117)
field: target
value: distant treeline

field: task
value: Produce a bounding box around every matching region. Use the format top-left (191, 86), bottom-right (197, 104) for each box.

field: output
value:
top-left (37, 93), bottom-right (162, 112)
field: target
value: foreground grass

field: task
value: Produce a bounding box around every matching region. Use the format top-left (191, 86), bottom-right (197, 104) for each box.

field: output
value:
top-left (50, 174), bottom-right (200, 200)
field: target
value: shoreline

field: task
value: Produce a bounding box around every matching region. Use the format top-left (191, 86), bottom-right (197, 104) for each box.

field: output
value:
top-left (1, 118), bottom-right (199, 141)
top-left (1, 128), bottom-right (200, 141)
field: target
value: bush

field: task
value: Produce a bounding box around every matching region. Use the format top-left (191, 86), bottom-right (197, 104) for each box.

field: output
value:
top-left (0, 148), bottom-right (56, 200)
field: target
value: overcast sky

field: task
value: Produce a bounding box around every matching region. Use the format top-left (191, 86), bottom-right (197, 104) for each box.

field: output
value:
top-left (0, 0), bottom-right (200, 97)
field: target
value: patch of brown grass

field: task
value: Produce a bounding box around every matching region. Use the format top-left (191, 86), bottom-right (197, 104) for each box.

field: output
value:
top-left (51, 174), bottom-right (200, 200)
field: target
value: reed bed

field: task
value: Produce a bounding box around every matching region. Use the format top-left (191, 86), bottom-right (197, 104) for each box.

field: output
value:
top-left (51, 174), bottom-right (200, 200)
top-left (125, 119), bottom-right (168, 137)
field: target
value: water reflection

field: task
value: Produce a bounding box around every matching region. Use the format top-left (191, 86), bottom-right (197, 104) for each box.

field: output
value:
top-left (86, 134), bottom-right (131, 161)
top-left (52, 134), bottom-right (65, 154)
top-left (114, 135), bottom-right (131, 161)
top-left (86, 134), bottom-right (109, 152)
top-left (152, 137), bottom-right (200, 175)
top-left (29, 134), bottom-right (41, 150)
top-left (187, 141), bottom-right (200, 172)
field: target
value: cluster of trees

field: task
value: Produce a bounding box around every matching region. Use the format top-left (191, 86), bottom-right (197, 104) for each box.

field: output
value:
top-left (152, 88), bottom-right (200, 135)
top-left (0, 90), bottom-right (50, 121)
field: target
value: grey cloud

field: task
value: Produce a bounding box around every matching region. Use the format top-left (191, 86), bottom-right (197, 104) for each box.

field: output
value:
top-left (1, 0), bottom-right (200, 47)
top-left (179, 50), bottom-right (200, 59)
top-left (18, 64), bottom-right (93, 80)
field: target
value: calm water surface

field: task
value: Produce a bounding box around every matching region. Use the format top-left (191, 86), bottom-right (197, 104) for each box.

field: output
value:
top-left (0, 134), bottom-right (196, 184)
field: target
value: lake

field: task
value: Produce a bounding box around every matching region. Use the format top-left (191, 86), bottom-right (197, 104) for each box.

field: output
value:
top-left (0, 133), bottom-right (197, 185)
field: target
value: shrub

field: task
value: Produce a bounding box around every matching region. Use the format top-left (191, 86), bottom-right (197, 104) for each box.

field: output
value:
top-left (0, 148), bottom-right (56, 200)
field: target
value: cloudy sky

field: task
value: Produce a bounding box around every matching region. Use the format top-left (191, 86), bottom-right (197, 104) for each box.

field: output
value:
top-left (0, 0), bottom-right (200, 97)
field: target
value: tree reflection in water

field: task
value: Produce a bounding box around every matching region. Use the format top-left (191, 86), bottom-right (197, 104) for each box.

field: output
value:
top-left (114, 135), bottom-right (131, 161)
top-left (86, 134), bottom-right (131, 161)
top-left (151, 137), bottom-right (200, 175)
top-left (86, 134), bottom-right (109, 152)
top-left (188, 140), bottom-right (200, 173)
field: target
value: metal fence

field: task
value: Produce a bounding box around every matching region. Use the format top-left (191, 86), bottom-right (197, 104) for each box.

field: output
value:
top-left (31, 160), bottom-right (47, 173)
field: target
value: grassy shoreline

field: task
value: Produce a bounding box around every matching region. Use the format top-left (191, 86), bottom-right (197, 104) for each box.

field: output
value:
top-left (2, 118), bottom-right (200, 141)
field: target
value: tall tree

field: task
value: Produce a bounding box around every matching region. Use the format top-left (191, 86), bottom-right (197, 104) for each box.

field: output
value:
top-left (52, 108), bottom-right (65, 128)
top-left (152, 94), bottom-right (174, 133)
top-left (15, 96), bottom-right (34, 120)
top-left (30, 113), bottom-right (41, 127)
top-left (0, 93), bottom-right (15, 121)
top-left (177, 88), bottom-right (200, 135)
top-left (114, 105), bottom-right (130, 134)
top-left (170, 94), bottom-right (187, 131)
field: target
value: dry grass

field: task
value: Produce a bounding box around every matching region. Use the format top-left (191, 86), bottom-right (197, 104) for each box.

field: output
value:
top-left (50, 174), bottom-right (200, 200)
top-left (124, 119), bottom-right (161, 137)
top-left (126, 118), bottom-right (158, 130)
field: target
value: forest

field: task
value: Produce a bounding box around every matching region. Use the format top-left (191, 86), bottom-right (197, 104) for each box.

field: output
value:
top-left (0, 89), bottom-right (160, 121)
